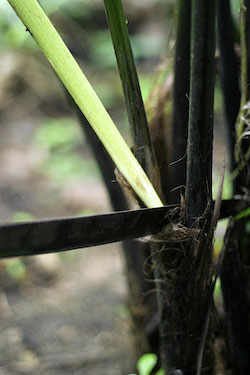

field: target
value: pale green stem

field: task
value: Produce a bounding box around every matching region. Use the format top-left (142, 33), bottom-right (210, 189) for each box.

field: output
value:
top-left (7, 0), bottom-right (163, 208)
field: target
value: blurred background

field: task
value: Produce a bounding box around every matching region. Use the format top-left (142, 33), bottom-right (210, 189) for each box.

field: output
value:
top-left (0, 1), bottom-right (175, 374)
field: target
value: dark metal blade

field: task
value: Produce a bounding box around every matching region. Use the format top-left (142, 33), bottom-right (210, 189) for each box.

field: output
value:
top-left (0, 206), bottom-right (174, 258)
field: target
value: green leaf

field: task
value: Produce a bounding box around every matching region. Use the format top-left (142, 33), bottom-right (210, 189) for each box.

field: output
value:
top-left (234, 207), bottom-right (250, 220)
top-left (137, 353), bottom-right (157, 375)
top-left (155, 369), bottom-right (165, 375)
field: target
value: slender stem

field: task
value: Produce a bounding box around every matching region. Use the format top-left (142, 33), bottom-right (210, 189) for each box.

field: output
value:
top-left (103, 0), bottom-right (155, 172)
top-left (7, 0), bottom-right (163, 209)
top-left (185, 0), bottom-right (216, 226)
top-left (217, 0), bottom-right (241, 177)
top-left (171, 0), bottom-right (191, 203)
top-left (220, 221), bottom-right (250, 374)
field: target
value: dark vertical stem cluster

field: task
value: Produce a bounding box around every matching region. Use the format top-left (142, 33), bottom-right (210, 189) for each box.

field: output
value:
top-left (185, 0), bottom-right (216, 226)
top-left (103, 0), bottom-right (155, 174)
top-left (170, 0), bottom-right (191, 203)
top-left (180, 0), bottom-right (216, 373)
top-left (152, 2), bottom-right (217, 373)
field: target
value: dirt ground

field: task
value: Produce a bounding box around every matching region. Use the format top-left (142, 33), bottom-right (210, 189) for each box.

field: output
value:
top-left (0, 174), bottom-right (135, 375)
top-left (0, 97), bottom-right (135, 374)
top-left (0, 244), bottom-right (134, 375)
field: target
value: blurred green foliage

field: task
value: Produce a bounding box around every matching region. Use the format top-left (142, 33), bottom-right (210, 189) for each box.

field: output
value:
top-left (33, 117), bottom-right (83, 150)
top-left (33, 117), bottom-right (100, 183)
top-left (12, 211), bottom-right (35, 222)
top-left (5, 258), bottom-right (26, 282)
top-left (41, 153), bottom-right (100, 183)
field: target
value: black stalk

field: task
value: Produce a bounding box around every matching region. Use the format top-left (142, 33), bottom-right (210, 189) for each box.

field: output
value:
top-left (170, 0), bottom-right (191, 203)
top-left (185, 0), bottom-right (216, 226)
top-left (218, 0), bottom-right (240, 177)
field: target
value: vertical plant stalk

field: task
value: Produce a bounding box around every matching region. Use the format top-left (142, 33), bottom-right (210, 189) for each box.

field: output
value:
top-left (218, 0), bottom-right (241, 177)
top-left (7, 0), bottom-right (163, 209)
top-left (185, 0), bottom-right (216, 225)
top-left (171, 0), bottom-right (191, 203)
top-left (103, 0), bottom-right (156, 174)
top-left (150, 1), bottom-right (217, 373)
top-left (220, 220), bottom-right (250, 375)
top-left (182, 0), bottom-right (216, 373)
top-left (151, 2), bottom-right (192, 371)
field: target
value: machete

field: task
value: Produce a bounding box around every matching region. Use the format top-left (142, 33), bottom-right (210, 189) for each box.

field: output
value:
top-left (0, 199), bottom-right (248, 258)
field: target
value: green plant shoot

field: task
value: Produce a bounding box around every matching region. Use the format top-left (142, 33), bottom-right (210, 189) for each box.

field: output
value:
top-left (7, 0), bottom-right (163, 209)
top-left (129, 353), bottom-right (164, 375)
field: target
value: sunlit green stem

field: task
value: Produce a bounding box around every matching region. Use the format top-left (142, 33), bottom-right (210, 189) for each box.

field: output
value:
top-left (7, 0), bottom-right (163, 208)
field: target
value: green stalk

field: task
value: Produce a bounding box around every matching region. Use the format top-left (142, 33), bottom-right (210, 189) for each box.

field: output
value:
top-left (7, 0), bottom-right (163, 209)
top-left (103, 0), bottom-right (155, 173)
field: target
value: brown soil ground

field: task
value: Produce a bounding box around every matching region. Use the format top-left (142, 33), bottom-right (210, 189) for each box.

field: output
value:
top-left (0, 97), bottom-right (135, 374)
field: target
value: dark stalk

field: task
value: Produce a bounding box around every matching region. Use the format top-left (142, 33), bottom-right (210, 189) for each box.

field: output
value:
top-left (103, 0), bottom-right (155, 174)
top-left (179, 0), bottom-right (217, 373)
top-left (217, 0), bottom-right (240, 177)
top-left (220, 221), bottom-right (250, 375)
top-left (185, 0), bottom-right (216, 226)
top-left (170, 0), bottom-right (191, 203)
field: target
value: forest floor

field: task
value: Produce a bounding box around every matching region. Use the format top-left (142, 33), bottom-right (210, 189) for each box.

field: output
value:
top-left (0, 242), bottom-right (134, 375)
top-left (0, 95), bottom-right (135, 374)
